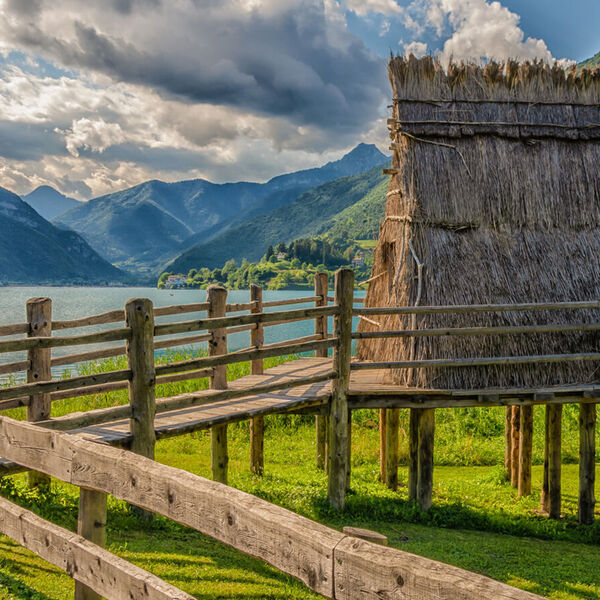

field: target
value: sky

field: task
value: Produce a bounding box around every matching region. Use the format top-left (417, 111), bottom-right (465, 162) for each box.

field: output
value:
top-left (0, 0), bottom-right (597, 201)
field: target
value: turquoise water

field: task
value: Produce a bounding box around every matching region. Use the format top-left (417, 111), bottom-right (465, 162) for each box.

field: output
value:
top-left (0, 287), bottom-right (365, 378)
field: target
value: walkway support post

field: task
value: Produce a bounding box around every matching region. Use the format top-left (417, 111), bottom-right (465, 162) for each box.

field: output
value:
top-left (328, 268), bottom-right (354, 509)
top-left (541, 404), bottom-right (562, 519)
top-left (385, 408), bottom-right (399, 490)
top-left (26, 297), bottom-right (52, 489)
top-left (518, 406), bottom-right (533, 497)
top-left (510, 406), bottom-right (521, 488)
top-left (578, 402), bottom-right (596, 525)
top-left (314, 272), bottom-right (329, 471)
top-left (208, 286), bottom-right (228, 484)
top-left (505, 407), bottom-right (512, 481)
top-left (249, 284), bottom-right (264, 475)
top-left (125, 298), bottom-right (156, 521)
top-left (74, 488), bottom-right (107, 600)
top-left (408, 408), bottom-right (421, 500)
top-left (379, 409), bottom-right (387, 483)
top-left (417, 408), bottom-right (435, 510)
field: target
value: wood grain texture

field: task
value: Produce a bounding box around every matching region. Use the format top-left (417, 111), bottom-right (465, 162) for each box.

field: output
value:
top-left (578, 403), bottom-right (596, 524)
top-left (417, 409), bottom-right (435, 510)
top-left (250, 285), bottom-right (265, 475)
top-left (542, 404), bottom-right (562, 518)
top-left (518, 406), bottom-right (533, 497)
top-left (385, 408), bottom-right (399, 491)
top-left (314, 273), bottom-right (329, 471)
top-left (510, 406), bottom-right (521, 488)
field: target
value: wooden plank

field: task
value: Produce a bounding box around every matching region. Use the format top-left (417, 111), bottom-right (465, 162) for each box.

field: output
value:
top-left (518, 406), bottom-right (533, 496)
top-left (354, 299), bottom-right (600, 316)
top-left (51, 345), bottom-right (126, 367)
top-left (328, 269), bottom-right (354, 510)
top-left (0, 322), bottom-right (29, 336)
top-left (26, 297), bottom-right (52, 489)
top-left (153, 305), bottom-right (338, 337)
top-left (342, 526), bottom-right (388, 546)
top-left (208, 286), bottom-right (228, 485)
top-left (154, 302), bottom-right (210, 317)
top-left (0, 327), bottom-right (131, 354)
top-left (154, 332), bottom-right (211, 350)
top-left (0, 495), bottom-right (193, 600)
top-left (156, 368), bottom-right (212, 385)
top-left (250, 284), bottom-right (264, 476)
top-left (578, 403), bottom-right (596, 524)
top-left (262, 296), bottom-right (319, 308)
top-left (53, 309), bottom-right (124, 330)
top-left (0, 359), bottom-right (29, 375)
top-left (226, 302), bottom-right (255, 312)
top-left (333, 536), bottom-right (545, 600)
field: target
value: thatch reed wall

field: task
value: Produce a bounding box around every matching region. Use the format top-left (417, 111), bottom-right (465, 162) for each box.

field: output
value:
top-left (358, 57), bottom-right (600, 389)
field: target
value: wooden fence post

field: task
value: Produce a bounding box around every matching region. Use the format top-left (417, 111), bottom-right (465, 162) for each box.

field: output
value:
top-left (314, 272), bottom-right (329, 471)
top-left (74, 488), bottom-right (107, 600)
top-left (510, 406), bottom-right (521, 488)
top-left (518, 406), bottom-right (533, 497)
top-left (327, 268), bottom-right (354, 510)
top-left (125, 298), bottom-right (156, 521)
top-left (578, 402), bottom-right (596, 525)
top-left (417, 408), bottom-right (435, 510)
top-left (504, 407), bottom-right (512, 481)
top-left (541, 404), bottom-right (562, 519)
top-left (408, 408), bottom-right (421, 500)
top-left (379, 409), bottom-right (387, 483)
top-left (250, 284), bottom-right (264, 476)
top-left (26, 297), bottom-right (52, 489)
top-left (385, 408), bottom-right (399, 491)
top-left (208, 286), bottom-right (228, 484)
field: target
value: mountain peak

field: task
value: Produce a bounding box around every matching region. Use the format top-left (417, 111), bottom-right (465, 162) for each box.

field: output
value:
top-left (23, 185), bottom-right (81, 220)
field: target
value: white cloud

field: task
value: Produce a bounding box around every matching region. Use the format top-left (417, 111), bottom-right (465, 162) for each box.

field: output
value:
top-left (61, 118), bottom-right (126, 157)
top-left (342, 0), bottom-right (403, 17)
top-left (404, 41), bottom-right (428, 57)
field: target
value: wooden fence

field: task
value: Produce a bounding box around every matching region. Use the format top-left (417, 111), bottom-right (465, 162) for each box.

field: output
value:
top-left (0, 269), bottom-right (596, 598)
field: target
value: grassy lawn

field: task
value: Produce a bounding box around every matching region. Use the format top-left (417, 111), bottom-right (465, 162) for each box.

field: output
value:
top-left (0, 355), bottom-right (599, 599)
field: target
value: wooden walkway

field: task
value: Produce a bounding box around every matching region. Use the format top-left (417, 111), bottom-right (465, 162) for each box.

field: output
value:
top-left (53, 357), bottom-right (600, 447)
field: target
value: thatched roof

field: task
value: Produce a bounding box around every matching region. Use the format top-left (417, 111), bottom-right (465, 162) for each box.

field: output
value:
top-left (357, 57), bottom-right (600, 389)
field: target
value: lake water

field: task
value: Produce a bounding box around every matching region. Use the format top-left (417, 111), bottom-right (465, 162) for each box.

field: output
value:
top-left (0, 287), bottom-right (365, 379)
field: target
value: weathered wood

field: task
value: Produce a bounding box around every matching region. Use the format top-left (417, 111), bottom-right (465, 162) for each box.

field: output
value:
top-left (156, 368), bottom-right (212, 385)
top-left (226, 301), bottom-right (255, 312)
top-left (315, 273), bottom-right (328, 471)
top-left (208, 287), bottom-right (228, 485)
top-left (0, 494), bottom-right (193, 600)
top-left (342, 526), bottom-right (388, 546)
top-left (505, 406), bottom-right (512, 481)
top-left (417, 408), bottom-right (435, 510)
top-left (352, 322), bottom-right (600, 338)
top-left (52, 309), bottom-right (124, 330)
top-left (518, 406), bottom-right (533, 497)
top-left (250, 284), bottom-right (264, 476)
top-left (578, 403), bottom-right (596, 524)
top-left (542, 404), bottom-right (562, 518)
top-left (126, 300), bottom-right (156, 503)
top-left (154, 332), bottom-right (211, 350)
top-left (75, 488), bottom-right (107, 600)
top-left (51, 380), bottom-right (129, 401)
top-left (0, 327), bottom-right (131, 354)
top-left (354, 299), bottom-right (600, 316)
top-left (153, 304), bottom-right (338, 337)
top-left (154, 302), bottom-right (210, 317)
top-left (333, 536), bottom-right (545, 600)
top-left (154, 338), bottom-right (334, 376)
top-left (0, 322), bottom-right (29, 336)
top-left (408, 408), bottom-right (420, 500)
top-left (51, 345), bottom-right (126, 367)
top-left (510, 406), bottom-right (521, 488)
top-left (227, 324), bottom-right (256, 334)
top-left (261, 296), bottom-right (319, 308)
top-left (385, 408), bottom-right (399, 491)
top-left (346, 411), bottom-right (352, 491)
top-left (350, 352), bottom-right (600, 371)
top-left (0, 359), bottom-right (29, 375)
top-left (379, 409), bottom-right (387, 483)
top-left (328, 269), bottom-right (354, 510)
top-left (27, 297), bottom-right (52, 489)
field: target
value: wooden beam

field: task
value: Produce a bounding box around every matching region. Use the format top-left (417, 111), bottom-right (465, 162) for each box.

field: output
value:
top-left (542, 404), bottom-right (562, 519)
top-left (578, 403), bottom-right (596, 525)
top-left (250, 284), bottom-right (264, 476)
top-left (0, 494), bottom-right (192, 600)
top-left (518, 406), bottom-right (533, 497)
top-left (328, 269), bottom-right (354, 510)
top-left (314, 272), bottom-right (329, 471)
top-left (379, 408), bottom-right (387, 483)
top-left (510, 406), bottom-right (521, 488)
top-left (385, 408), bottom-right (399, 491)
top-left (505, 407), bottom-right (512, 481)
top-left (417, 409), bottom-right (435, 510)
top-left (408, 408), bottom-right (420, 500)
top-left (208, 286), bottom-right (229, 485)
top-left (26, 297), bottom-right (52, 489)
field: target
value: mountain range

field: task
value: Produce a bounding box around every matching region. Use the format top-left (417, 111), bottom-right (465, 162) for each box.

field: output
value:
top-left (54, 143), bottom-right (388, 274)
top-left (23, 186), bottom-right (81, 220)
top-left (0, 187), bottom-right (125, 284)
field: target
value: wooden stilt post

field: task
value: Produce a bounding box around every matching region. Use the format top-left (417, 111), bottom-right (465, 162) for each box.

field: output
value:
top-left (314, 272), bottom-right (329, 471)
top-left (125, 298), bottom-right (156, 520)
top-left (249, 284), bottom-right (264, 476)
top-left (385, 408), bottom-right (399, 491)
top-left (74, 488), bottom-right (107, 600)
top-left (504, 407), bottom-right (512, 481)
top-left (542, 404), bottom-right (562, 519)
top-left (417, 408), bottom-right (435, 510)
top-left (346, 411), bottom-right (352, 491)
top-left (510, 406), bottom-right (521, 488)
top-left (327, 268), bottom-right (354, 510)
top-left (578, 402), bottom-right (596, 525)
top-left (408, 408), bottom-right (421, 500)
top-left (518, 406), bottom-right (533, 497)
top-left (26, 297), bottom-right (52, 489)
top-left (208, 286), bottom-right (228, 485)
top-left (379, 409), bottom-right (387, 483)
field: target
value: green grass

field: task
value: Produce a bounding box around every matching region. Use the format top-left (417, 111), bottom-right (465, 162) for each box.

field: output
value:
top-left (0, 353), bottom-right (599, 599)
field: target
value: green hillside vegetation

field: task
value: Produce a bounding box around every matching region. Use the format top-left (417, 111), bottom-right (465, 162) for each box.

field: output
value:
top-left (159, 238), bottom-right (373, 290)
top-left (165, 162), bottom-right (388, 274)
top-left (579, 51), bottom-right (600, 68)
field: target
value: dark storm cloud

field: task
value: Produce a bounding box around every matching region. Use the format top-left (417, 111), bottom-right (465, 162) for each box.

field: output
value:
top-left (1, 1), bottom-right (387, 134)
top-left (0, 121), bottom-right (67, 161)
